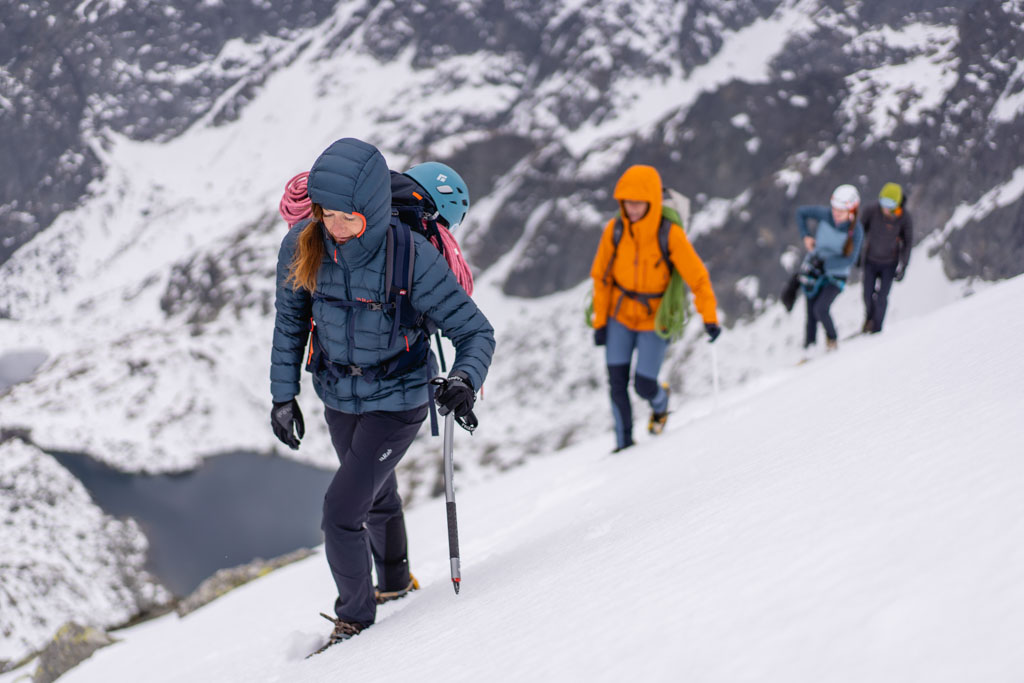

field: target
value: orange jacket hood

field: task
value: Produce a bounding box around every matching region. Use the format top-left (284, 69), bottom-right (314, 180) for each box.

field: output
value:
top-left (614, 165), bottom-right (663, 225)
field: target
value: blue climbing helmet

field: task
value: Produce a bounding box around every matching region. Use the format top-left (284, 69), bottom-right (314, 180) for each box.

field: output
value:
top-left (404, 162), bottom-right (470, 231)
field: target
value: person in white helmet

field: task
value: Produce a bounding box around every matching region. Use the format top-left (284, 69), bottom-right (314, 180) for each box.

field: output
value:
top-left (793, 184), bottom-right (865, 352)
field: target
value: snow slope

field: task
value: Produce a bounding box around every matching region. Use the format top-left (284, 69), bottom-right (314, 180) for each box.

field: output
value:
top-left (5, 274), bottom-right (1021, 683)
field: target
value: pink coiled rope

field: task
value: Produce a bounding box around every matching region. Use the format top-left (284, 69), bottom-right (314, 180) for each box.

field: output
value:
top-left (278, 172), bottom-right (312, 228)
top-left (277, 171), bottom-right (474, 295)
top-left (431, 225), bottom-right (474, 296)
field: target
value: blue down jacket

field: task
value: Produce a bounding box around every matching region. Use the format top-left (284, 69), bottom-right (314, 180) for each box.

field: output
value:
top-left (270, 138), bottom-right (494, 412)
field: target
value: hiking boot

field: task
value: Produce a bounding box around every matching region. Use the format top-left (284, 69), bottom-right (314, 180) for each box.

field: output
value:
top-left (862, 320), bottom-right (874, 334)
top-left (825, 338), bottom-right (838, 352)
top-left (648, 383), bottom-right (671, 435)
top-left (308, 613), bottom-right (364, 657)
top-left (375, 574), bottom-right (419, 604)
top-left (612, 441), bottom-right (634, 454)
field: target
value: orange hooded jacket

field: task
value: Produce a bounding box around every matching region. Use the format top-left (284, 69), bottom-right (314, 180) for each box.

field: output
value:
top-left (590, 165), bottom-right (718, 332)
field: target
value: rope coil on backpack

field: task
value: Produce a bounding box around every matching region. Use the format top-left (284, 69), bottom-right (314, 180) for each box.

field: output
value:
top-left (279, 172), bottom-right (312, 227)
top-left (432, 225), bottom-right (474, 296)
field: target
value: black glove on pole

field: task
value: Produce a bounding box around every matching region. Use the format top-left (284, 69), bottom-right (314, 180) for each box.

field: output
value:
top-left (593, 327), bottom-right (607, 346)
top-left (271, 398), bottom-right (304, 450)
top-left (435, 372), bottom-right (475, 418)
top-left (705, 323), bottom-right (722, 343)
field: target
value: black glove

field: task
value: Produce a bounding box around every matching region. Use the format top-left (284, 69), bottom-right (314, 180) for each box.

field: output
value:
top-left (271, 398), bottom-right (304, 450)
top-left (705, 323), bottom-right (722, 343)
top-left (803, 255), bottom-right (824, 277)
top-left (895, 264), bottom-right (905, 282)
top-left (593, 326), bottom-right (607, 346)
top-left (798, 255), bottom-right (825, 287)
top-left (435, 372), bottom-right (475, 418)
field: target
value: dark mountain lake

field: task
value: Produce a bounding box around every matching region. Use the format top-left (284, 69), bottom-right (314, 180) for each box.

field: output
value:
top-left (50, 450), bottom-right (336, 597)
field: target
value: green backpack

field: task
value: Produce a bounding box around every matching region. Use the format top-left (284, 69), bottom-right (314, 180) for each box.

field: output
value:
top-left (585, 188), bottom-right (692, 341)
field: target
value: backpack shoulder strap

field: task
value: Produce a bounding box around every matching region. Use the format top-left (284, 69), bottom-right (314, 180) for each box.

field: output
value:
top-left (612, 217), bottom-right (624, 246)
top-left (657, 217), bottom-right (674, 273)
top-left (385, 216), bottom-right (417, 348)
top-left (602, 216), bottom-right (627, 282)
top-left (606, 216), bottom-right (675, 277)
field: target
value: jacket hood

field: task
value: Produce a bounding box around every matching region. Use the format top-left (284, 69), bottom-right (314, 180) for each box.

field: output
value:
top-left (307, 138), bottom-right (392, 259)
top-left (613, 165), bottom-right (663, 225)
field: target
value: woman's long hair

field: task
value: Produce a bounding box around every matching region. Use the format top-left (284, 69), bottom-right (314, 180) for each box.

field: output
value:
top-left (842, 207), bottom-right (859, 257)
top-left (286, 204), bottom-right (325, 292)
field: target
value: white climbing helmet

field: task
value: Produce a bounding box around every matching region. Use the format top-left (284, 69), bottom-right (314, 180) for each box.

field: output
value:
top-left (830, 184), bottom-right (860, 211)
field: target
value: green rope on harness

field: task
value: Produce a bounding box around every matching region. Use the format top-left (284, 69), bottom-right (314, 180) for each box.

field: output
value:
top-left (654, 270), bottom-right (690, 341)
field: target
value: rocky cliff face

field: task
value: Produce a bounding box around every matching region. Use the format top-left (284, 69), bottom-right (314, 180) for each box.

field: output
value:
top-left (2, 0), bottom-right (1022, 315)
top-left (0, 0), bottom-right (333, 265)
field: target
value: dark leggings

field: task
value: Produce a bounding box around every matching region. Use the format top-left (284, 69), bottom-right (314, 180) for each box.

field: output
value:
top-left (322, 404), bottom-right (427, 627)
top-left (863, 260), bottom-right (897, 332)
top-left (805, 283), bottom-right (842, 346)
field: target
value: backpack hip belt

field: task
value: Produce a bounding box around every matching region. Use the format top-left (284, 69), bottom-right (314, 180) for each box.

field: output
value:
top-left (611, 279), bottom-right (665, 316)
top-left (306, 325), bottom-right (429, 383)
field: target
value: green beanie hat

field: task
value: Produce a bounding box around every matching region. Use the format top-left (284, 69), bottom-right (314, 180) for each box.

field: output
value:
top-left (879, 182), bottom-right (903, 208)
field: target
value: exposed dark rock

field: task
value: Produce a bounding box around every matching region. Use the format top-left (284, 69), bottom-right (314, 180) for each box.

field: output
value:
top-left (176, 548), bottom-right (315, 617)
top-left (32, 622), bottom-right (115, 683)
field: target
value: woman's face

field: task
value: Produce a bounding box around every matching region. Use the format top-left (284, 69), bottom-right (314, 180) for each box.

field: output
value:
top-left (322, 209), bottom-right (366, 243)
top-left (623, 200), bottom-right (650, 223)
top-left (831, 207), bottom-right (855, 224)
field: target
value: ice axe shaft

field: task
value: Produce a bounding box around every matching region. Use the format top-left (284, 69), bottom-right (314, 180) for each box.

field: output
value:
top-left (442, 410), bottom-right (461, 593)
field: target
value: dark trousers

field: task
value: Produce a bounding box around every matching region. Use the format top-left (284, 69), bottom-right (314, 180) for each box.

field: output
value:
top-left (863, 259), bottom-right (897, 332)
top-left (805, 283), bottom-right (842, 346)
top-left (322, 404), bottom-right (427, 627)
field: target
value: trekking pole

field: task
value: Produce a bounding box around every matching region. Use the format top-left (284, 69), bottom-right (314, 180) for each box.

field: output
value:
top-left (442, 410), bottom-right (461, 594)
top-left (710, 343), bottom-right (720, 410)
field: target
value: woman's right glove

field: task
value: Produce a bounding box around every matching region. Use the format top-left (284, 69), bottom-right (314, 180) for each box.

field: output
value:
top-left (271, 398), bottom-right (304, 450)
top-left (593, 326), bottom-right (607, 346)
top-left (435, 372), bottom-right (475, 418)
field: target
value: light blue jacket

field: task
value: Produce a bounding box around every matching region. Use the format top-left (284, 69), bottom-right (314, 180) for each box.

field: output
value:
top-left (796, 205), bottom-right (864, 279)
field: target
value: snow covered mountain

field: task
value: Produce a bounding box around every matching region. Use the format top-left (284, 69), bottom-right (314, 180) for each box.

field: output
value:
top-left (0, 439), bottom-right (169, 671)
top-left (3, 273), bottom-right (1023, 683)
top-left (3, 0), bottom-right (1019, 475)
top-left (2, 0), bottom-right (1023, 668)
top-left (3, 1), bottom-right (1023, 291)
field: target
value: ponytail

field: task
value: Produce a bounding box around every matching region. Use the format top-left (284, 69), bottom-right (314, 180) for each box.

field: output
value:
top-left (842, 207), bottom-right (859, 257)
top-left (286, 204), bottom-right (326, 292)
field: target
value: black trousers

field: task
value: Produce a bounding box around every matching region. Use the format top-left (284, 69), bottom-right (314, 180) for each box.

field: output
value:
top-left (863, 259), bottom-right (897, 332)
top-left (805, 283), bottom-right (842, 346)
top-left (322, 404), bottom-right (427, 626)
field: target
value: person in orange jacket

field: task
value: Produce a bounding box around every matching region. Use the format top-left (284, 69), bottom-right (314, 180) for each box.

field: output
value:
top-left (590, 165), bottom-right (720, 452)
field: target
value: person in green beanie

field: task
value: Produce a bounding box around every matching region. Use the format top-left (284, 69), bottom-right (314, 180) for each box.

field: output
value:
top-left (859, 182), bottom-right (914, 334)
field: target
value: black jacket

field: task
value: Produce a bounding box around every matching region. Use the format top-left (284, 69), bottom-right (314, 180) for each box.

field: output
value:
top-left (859, 202), bottom-right (913, 268)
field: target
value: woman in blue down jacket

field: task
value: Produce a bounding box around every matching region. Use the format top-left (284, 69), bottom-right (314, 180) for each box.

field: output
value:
top-left (269, 138), bottom-right (494, 651)
top-left (795, 183), bottom-right (865, 352)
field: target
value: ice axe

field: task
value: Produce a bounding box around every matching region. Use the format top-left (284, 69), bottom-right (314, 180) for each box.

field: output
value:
top-left (431, 377), bottom-right (464, 594)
